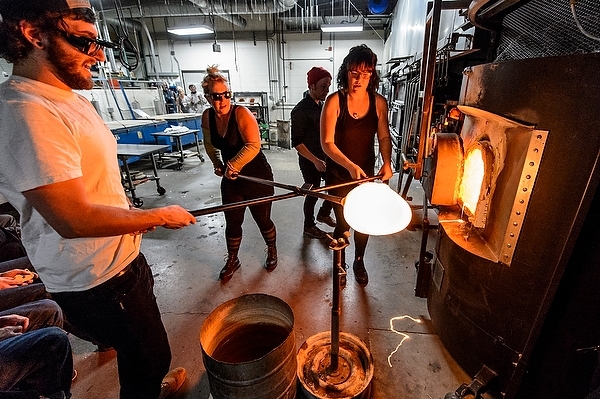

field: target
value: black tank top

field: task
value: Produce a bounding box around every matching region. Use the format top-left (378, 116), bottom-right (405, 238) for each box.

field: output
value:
top-left (208, 105), bottom-right (273, 198)
top-left (326, 90), bottom-right (379, 185)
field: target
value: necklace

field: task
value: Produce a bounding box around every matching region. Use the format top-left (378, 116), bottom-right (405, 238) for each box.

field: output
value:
top-left (216, 109), bottom-right (232, 136)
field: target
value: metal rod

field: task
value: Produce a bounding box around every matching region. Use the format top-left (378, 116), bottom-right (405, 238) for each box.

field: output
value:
top-left (328, 234), bottom-right (349, 372)
top-left (309, 174), bottom-right (383, 193)
top-left (189, 174), bottom-right (385, 218)
top-left (415, 189), bottom-right (431, 298)
top-left (236, 174), bottom-right (384, 201)
top-left (189, 192), bottom-right (298, 217)
top-left (235, 174), bottom-right (345, 204)
top-left (330, 245), bottom-right (342, 371)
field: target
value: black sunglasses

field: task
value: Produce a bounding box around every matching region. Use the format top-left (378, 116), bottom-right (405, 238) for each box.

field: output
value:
top-left (206, 91), bottom-right (232, 101)
top-left (57, 30), bottom-right (120, 57)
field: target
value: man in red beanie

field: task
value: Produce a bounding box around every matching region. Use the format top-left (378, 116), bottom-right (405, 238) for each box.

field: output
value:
top-left (291, 67), bottom-right (337, 239)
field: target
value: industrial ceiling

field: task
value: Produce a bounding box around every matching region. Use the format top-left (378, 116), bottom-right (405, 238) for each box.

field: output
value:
top-left (91, 0), bottom-right (398, 41)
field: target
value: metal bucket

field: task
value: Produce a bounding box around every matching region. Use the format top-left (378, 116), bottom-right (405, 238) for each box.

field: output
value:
top-left (200, 293), bottom-right (297, 399)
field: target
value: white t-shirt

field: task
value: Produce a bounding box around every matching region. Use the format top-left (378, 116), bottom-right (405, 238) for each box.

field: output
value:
top-left (0, 76), bottom-right (140, 292)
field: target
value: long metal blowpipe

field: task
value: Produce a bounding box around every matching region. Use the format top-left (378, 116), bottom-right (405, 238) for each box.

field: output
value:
top-left (189, 174), bottom-right (383, 218)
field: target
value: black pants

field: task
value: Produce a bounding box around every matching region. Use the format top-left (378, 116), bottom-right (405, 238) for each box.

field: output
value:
top-left (52, 253), bottom-right (170, 399)
top-left (329, 183), bottom-right (369, 260)
top-left (299, 158), bottom-right (333, 229)
top-left (221, 176), bottom-right (275, 239)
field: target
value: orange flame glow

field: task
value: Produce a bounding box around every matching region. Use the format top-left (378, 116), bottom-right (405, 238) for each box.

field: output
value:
top-left (458, 147), bottom-right (485, 216)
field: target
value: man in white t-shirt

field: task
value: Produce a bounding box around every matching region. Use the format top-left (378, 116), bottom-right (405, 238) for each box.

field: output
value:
top-left (0, 1), bottom-right (196, 398)
top-left (185, 84), bottom-right (206, 113)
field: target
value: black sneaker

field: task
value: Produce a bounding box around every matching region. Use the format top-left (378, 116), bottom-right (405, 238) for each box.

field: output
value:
top-left (353, 259), bottom-right (369, 285)
top-left (303, 225), bottom-right (327, 239)
top-left (317, 214), bottom-right (337, 228)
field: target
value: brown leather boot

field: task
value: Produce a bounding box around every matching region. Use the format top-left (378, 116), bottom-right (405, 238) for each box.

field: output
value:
top-left (220, 237), bottom-right (241, 281)
top-left (265, 244), bottom-right (277, 271)
top-left (219, 254), bottom-right (241, 281)
top-left (261, 226), bottom-right (277, 271)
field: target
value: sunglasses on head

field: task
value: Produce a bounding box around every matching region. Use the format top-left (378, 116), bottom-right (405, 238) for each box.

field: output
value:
top-left (57, 29), bottom-right (120, 57)
top-left (206, 91), bottom-right (232, 101)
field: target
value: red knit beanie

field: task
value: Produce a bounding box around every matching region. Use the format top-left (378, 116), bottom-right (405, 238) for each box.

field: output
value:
top-left (307, 67), bottom-right (332, 86)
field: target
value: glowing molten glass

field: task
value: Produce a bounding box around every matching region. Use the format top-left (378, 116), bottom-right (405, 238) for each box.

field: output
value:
top-left (343, 182), bottom-right (412, 235)
top-left (458, 148), bottom-right (485, 216)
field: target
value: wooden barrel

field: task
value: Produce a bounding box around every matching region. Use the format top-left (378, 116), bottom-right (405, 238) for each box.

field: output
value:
top-left (200, 293), bottom-right (297, 399)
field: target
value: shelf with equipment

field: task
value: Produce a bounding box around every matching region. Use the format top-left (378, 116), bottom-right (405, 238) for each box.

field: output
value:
top-left (232, 91), bottom-right (270, 148)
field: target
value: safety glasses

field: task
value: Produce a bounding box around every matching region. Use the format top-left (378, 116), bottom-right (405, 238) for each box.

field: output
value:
top-left (348, 70), bottom-right (373, 80)
top-left (57, 30), bottom-right (120, 57)
top-left (206, 91), bottom-right (232, 101)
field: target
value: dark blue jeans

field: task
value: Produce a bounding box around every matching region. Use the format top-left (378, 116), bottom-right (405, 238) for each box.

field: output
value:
top-left (0, 326), bottom-right (73, 398)
top-left (51, 253), bottom-right (171, 399)
top-left (0, 299), bottom-right (64, 331)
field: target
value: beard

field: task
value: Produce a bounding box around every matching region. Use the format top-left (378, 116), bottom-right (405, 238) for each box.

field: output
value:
top-left (46, 36), bottom-right (94, 90)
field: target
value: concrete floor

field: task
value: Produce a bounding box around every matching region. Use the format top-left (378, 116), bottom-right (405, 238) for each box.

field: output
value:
top-left (69, 144), bottom-right (471, 398)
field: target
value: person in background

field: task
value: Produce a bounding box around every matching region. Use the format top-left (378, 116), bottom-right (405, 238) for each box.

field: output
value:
top-left (162, 83), bottom-right (178, 114)
top-left (176, 86), bottom-right (186, 113)
top-left (0, 299), bottom-right (73, 399)
top-left (291, 66), bottom-right (337, 239)
top-left (320, 44), bottom-right (393, 286)
top-left (185, 84), bottom-right (206, 113)
top-left (201, 65), bottom-right (278, 282)
top-left (0, 1), bottom-right (196, 398)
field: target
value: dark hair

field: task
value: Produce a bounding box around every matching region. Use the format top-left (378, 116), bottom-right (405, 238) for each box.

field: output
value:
top-left (0, 8), bottom-right (95, 64)
top-left (336, 44), bottom-right (380, 93)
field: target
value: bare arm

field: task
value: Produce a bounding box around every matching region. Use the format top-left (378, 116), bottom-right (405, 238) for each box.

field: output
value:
top-left (375, 94), bottom-right (394, 181)
top-left (320, 92), bottom-right (367, 179)
top-left (23, 178), bottom-right (195, 239)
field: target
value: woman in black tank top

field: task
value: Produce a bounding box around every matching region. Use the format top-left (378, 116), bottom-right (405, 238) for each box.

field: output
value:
top-left (321, 45), bottom-right (394, 286)
top-left (201, 66), bottom-right (277, 282)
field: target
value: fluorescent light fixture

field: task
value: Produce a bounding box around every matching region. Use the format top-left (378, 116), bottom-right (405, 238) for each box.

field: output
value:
top-left (167, 26), bottom-right (213, 35)
top-left (321, 23), bottom-right (363, 33)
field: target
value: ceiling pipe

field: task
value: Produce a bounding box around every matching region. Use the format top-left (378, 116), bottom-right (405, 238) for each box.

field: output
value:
top-left (97, 3), bottom-right (248, 28)
top-left (215, 13), bottom-right (248, 28)
top-left (188, 0), bottom-right (297, 15)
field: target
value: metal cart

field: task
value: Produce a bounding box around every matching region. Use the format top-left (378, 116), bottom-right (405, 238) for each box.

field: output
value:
top-left (117, 143), bottom-right (170, 207)
top-left (151, 129), bottom-right (205, 169)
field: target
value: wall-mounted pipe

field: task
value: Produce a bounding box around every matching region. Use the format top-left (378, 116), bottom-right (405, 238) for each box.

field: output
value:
top-left (141, 19), bottom-right (160, 82)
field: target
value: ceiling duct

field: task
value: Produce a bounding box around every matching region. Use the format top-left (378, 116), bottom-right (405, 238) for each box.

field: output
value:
top-left (94, 2), bottom-right (248, 28)
top-left (188, 0), bottom-right (297, 15)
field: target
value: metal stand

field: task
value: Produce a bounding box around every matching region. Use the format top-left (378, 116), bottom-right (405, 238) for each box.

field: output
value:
top-left (297, 234), bottom-right (374, 399)
top-left (329, 234), bottom-right (349, 371)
